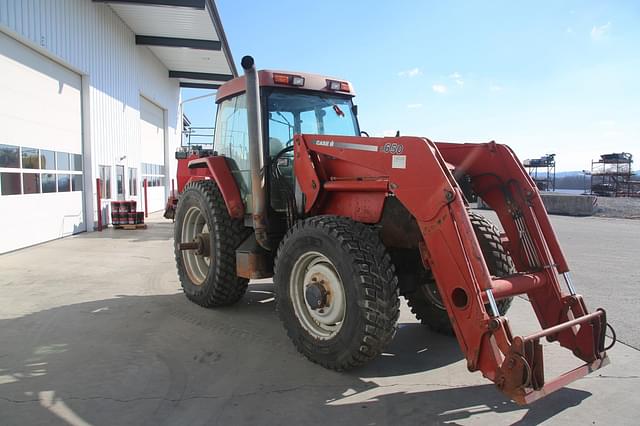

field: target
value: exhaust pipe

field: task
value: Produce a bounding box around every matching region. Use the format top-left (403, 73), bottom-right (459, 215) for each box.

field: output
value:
top-left (241, 55), bottom-right (271, 250)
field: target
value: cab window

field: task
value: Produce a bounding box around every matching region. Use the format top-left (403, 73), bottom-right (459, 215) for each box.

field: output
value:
top-left (214, 94), bottom-right (252, 209)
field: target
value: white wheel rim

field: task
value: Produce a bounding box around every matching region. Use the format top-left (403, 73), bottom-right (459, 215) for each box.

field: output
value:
top-left (181, 206), bottom-right (210, 285)
top-left (290, 251), bottom-right (346, 340)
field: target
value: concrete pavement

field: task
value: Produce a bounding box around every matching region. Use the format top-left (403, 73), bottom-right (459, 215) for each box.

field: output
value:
top-left (480, 209), bottom-right (640, 350)
top-left (0, 213), bottom-right (638, 425)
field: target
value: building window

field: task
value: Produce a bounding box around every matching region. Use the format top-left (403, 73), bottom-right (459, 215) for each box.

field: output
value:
top-left (56, 152), bottom-right (70, 171)
top-left (116, 165), bottom-right (125, 198)
top-left (42, 173), bottom-right (56, 193)
top-left (0, 144), bottom-right (20, 168)
top-left (72, 154), bottom-right (82, 171)
top-left (141, 162), bottom-right (165, 187)
top-left (1, 172), bottom-right (21, 195)
top-left (41, 150), bottom-right (56, 170)
top-left (23, 173), bottom-right (41, 194)
top-left (0, 147), bottom-right (82, 196)
top-left (57, 174), bottom-right (71, 192)
top-left (99, 165), bottom-right (111, 199)
top-left (22, 148), bottom-right (40, 169)
top-left (72, 175), bottom-right (83, 191)
top-left (129, 168), bottom-right (138, 196)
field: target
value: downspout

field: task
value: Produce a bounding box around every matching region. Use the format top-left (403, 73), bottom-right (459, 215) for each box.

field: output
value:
top-left (241, 55), bottom-right (271, 250)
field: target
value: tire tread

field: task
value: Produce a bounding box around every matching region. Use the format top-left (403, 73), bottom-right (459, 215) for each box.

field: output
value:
top-left (174, 180), bottom-right (250, 307)
top-left (406, 211), bottom-right (515, 335)
top-left (275, 215), bottom-right (400, 370)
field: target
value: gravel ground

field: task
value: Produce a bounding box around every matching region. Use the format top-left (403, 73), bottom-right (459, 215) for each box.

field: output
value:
top-left (594, 196), bottom-right (640, 219)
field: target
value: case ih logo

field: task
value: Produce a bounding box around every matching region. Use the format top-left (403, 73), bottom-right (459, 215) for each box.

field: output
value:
top-left (312, 140), bottom-right (379, 152)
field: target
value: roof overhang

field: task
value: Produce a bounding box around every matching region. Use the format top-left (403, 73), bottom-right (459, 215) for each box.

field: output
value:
top-left (94, 0), bottom-right (236, 89)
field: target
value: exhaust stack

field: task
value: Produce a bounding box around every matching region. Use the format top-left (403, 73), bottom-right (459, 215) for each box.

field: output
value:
top-left (241, 55), bottom-right (270, 250)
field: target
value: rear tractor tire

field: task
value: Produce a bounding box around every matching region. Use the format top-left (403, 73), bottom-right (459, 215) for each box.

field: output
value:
top-left (274, 216), bottom-right (400, 370)
top-left (174, 180), bottom-right (251, 307)
top-left (406, 211), bottom-right (515, 335)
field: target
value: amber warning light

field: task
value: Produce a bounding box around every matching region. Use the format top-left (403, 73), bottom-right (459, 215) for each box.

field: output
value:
top-left (326, 80), bottom-right (350, 92)
top-left (273, 73), bottom-right (305, 86)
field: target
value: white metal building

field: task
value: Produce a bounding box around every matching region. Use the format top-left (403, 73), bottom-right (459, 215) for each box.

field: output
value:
top-left (0, 0), bottom-right (236, 253)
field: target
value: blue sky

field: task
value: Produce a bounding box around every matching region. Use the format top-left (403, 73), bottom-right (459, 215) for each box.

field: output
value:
top-left (182, 0), bottom-right (640, 171)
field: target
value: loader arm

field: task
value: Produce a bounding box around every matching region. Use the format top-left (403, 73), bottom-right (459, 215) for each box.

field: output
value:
top-left (294, 134), bottom-right (611, 404)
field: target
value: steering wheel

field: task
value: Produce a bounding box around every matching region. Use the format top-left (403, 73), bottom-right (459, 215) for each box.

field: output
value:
top-left (272, 145), bottom-right (295, 164)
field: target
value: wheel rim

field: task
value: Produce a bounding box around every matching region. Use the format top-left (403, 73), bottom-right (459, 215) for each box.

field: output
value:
top-left (290, 252), bottom-right (346, 340)
top-left (420, 278), bottom-right (446, 310)
top-left (181, 206), bottom-right (211, 285)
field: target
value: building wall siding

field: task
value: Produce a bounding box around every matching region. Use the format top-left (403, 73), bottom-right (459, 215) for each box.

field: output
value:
top-left (0, 0), bottom-right (180, 225)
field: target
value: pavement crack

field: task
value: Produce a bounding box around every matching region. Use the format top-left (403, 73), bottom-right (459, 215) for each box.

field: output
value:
top-left (614, 338), bottom-right (640, 352)
top-left (0, 396), bottom-right (40, 404)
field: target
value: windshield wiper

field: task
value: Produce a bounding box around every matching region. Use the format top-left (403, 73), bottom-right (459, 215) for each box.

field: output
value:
top-left (332, 104), bottom-right (345, 117)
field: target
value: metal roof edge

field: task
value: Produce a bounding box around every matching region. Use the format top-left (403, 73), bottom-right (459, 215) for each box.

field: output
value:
top-left (205, 0), bottom-right (237, 77)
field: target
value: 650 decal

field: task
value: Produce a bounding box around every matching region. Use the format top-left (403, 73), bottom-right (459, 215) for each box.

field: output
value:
top-left (382, 143), bottom-right (404, 154)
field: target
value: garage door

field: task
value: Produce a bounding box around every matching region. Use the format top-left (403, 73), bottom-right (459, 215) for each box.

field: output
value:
top-left (0, 32), bottom-right (84, 254)
top-left (140, 96), bottom-right (166, 213)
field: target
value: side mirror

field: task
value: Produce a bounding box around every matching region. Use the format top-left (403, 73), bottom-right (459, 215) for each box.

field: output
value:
top-left (175, 151), bottom-right (188, 160)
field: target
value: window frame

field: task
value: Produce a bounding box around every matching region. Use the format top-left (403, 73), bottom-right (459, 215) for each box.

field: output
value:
top-left (140, 162), bottom-right (166, 188)
top-left (128, 167), bottom-right (138, 196)
top-left (0, 146), bottom-right (83, 196)
top-left (0, 172), bottom-right (22, 195)
top-left (99, 165), bottom-right (112, 199)
top-left (41, 173), bottom-right (57, 193)
top-left (116, 165), bottom-right (125, 198)
top-left (23, 172), bottom-right (41, 194)
top-left (21, 147), bottom-right (41, 169)
top-left (213, 94), bottom-right (252, 207)
top-left (0, 144), bottom-right (20, 168)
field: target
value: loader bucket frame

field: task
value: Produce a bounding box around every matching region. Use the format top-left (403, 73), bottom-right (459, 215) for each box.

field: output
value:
top-left (294, 135), bottom-right (611, 404)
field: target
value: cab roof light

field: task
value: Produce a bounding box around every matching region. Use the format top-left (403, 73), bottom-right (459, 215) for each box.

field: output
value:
top-left (273, 73), bottom-right (305, 86)
top-left (326, 79), bottom-right (350, 92)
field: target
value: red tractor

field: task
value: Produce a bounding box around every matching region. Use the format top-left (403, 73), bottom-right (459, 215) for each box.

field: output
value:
top-left (172, 56), bottom-right (612, 404)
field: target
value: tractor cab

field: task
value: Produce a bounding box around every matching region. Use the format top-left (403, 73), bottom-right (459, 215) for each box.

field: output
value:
top-left (212, 70), bottom-right (360, 219)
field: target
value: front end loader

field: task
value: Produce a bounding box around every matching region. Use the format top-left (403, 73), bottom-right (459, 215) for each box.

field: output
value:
top-left (171, 56), bottom-right (613, 405)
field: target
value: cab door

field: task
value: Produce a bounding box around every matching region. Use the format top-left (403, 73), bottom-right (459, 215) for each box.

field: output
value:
top-left (212, 94), bottom-right (252, 212)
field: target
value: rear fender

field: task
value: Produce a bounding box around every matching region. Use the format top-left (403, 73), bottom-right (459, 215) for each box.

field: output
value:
top-left (187, 156), bottom-right (244, 219)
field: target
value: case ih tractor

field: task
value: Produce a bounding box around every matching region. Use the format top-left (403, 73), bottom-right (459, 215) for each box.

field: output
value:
top-left (172, 56), bottom-right (613, 404)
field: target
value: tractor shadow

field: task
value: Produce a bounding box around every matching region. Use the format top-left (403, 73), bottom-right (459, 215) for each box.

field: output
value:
top-left (0, 286), bottom-right (591, 426)
top-left (243, 281), bottom-right (466, 376)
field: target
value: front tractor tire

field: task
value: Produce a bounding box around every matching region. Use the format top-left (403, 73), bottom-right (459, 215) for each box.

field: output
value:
top-left (406, 211), bottom-right (516, 335)
top-left (274, 216), bottom-right (400, 370)
top-left (174, 180), bottom-right (250, 307)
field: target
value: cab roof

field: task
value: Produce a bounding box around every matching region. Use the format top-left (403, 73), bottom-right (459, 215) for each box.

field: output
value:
top-left (215, 70), bottom-right (355, 103)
